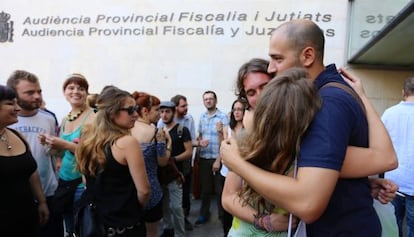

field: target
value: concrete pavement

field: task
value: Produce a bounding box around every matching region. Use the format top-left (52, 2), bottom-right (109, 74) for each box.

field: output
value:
top-left (159, 196), bottom-right (224, 237)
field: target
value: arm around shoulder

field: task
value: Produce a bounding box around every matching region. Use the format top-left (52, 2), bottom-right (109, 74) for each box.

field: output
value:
top-left (339, 68), bottom-right (398, 178)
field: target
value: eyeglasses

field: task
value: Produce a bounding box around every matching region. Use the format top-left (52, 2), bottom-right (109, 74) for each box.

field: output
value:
top-left (232, 108), bottom-right (245, 112)
top-left (119, 105), bottom-right (140, 115)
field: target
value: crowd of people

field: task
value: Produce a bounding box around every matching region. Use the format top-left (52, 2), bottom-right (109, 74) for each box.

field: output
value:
top-left (0, 19), bottom-right (411, 237)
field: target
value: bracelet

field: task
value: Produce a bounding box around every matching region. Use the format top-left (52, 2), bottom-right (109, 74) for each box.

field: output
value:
top-left (253, 214), bottom-right (265, 230)
top-left (253, 214), bottom-right (273, 232)
top-left (261, 214), bottom-right (274, 232)
top-left (36, 199), bottom-right (47, 205)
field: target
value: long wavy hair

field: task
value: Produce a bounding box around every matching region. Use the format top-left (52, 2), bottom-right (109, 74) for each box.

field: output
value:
top-left (235, 58), bottom-right (274, 104)
top-left (238, 68), bottom-right (321, 213)
top-left (76, 85), bottom-right (133, 176)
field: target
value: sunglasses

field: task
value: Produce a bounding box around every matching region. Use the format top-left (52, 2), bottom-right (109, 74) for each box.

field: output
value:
top-left (119, 105), bottom-right (140, 115)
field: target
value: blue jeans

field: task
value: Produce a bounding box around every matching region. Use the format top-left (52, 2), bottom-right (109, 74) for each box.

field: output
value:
top-left (392, 193), bottom-right (414, 237)
top-left (64, 186), bottom-right (85, 235)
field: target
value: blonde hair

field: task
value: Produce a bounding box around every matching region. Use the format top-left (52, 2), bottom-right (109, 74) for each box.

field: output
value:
top-left (76, 86), bottom-right (133, 176)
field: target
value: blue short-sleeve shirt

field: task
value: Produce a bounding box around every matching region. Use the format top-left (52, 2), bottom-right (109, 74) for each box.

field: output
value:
top-left (198, 108), bottom-right (229, 159)
top-left (300, 64), bottom-right (381, 236)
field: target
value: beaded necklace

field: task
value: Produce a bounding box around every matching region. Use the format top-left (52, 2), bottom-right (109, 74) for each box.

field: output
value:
top-left (0, 129), bottom-right (12, 150)
top-left (66, 110), bottom-right (84, 122)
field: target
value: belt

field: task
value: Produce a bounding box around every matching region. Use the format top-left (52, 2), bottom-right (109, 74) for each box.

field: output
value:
top-left (105, 221), bottom-right (143, 237)
top-left (199, 157), bottom-right (215, 160)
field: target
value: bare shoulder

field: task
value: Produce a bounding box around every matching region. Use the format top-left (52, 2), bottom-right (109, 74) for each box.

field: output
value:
top-left (116, 135), bottom-right (139, 148)
top-left (84, 111), bottom-right (97, 124)
top-left (131, 124), bottom-right (156, 143)
top-left (112, 135), bottom-right (141, 162)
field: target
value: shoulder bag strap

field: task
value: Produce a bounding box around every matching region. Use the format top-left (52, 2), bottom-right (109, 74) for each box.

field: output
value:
top-left (322, 82), bottom-right (366, 115)
top-left (287, 157), bottom-right (298, 237)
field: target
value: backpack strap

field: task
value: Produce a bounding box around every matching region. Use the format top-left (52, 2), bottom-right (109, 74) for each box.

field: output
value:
top-left (177, 124), bottom-right (184, 139)
top-left (321, 82), bottom-right (366, 115)
top-left (152, 127), bottom-right (159, 143)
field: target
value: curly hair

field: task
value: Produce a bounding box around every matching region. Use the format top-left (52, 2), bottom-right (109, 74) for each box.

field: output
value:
top-left (235, 58), bottom-right (273, 103)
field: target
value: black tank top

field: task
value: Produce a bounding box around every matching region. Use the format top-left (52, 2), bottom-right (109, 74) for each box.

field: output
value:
top-left (88, 144), bottom-right (143, 227)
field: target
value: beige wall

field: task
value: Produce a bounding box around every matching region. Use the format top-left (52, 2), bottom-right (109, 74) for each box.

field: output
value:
top-left (348, 68), bottom-right (414, 115)
top-left (0, 0), bottom-right (349, 121)
top-left (0, 0), bottom-right (412, 122)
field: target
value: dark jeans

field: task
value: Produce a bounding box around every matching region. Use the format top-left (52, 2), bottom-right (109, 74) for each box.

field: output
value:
top-left (198, 158), bottom-right (222, 218)
top-left (217, 174), bottom-right (233, 236)
top-left (38, 196), bottom-right (64, 237)
top-left (183, 171), bottom-right (192, 216)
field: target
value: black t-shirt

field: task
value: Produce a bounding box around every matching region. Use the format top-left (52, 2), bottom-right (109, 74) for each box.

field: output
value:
top-left (169, 123), bottom-right (191, 173)
top-left (0, 128), bottom-right (39, 235)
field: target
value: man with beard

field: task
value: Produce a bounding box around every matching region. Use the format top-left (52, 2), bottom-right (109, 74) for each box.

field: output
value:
top-left (158, 101), bottom-right (193, 237)
top-left (221, 20), bottom-right (398, 236)
top-left (7, 70), bottom-right (63, 237)
top-left (157, 94), bottom-right (197, 231)
top-left (195, 90), bottom-right (229, 228)
top-left (170, 94), bottom-right (197, 146)
top-left (170, 94), bottom-right (197, 230)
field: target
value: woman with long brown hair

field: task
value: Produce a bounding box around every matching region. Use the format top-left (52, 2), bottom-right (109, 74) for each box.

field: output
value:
top-left (223, 67), bottom-right (398, 236)
top-left (76, 85), bottom-right (150, 236)
top-left (227, 68), bottom-right (321, 236)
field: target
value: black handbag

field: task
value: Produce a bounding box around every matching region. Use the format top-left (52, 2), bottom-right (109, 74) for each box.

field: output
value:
top-left (74, 170), bottom-right (104, 237)
top-left (158, 157), bottom-right (181, 185)
top-left (75, 201), bottom-right (104, 237)
top-left (52, 177), bottom-right (82, 215)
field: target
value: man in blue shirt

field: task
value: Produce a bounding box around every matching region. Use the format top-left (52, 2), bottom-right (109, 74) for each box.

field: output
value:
top-left (196, 90), bottom-right (229, 226)
top-left (383, 77), bottom-right (414, 237)
top-left (221, 20), bottom-right (397, 236)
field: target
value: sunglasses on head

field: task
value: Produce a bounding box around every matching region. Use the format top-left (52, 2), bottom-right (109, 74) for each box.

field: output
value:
top-left (119, 105), bottom-right (140, 115)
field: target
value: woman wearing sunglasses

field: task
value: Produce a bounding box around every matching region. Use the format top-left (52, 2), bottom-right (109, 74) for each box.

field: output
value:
top-left (76, 85), bottom-right (150, 236)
